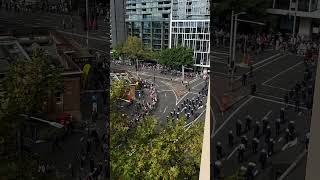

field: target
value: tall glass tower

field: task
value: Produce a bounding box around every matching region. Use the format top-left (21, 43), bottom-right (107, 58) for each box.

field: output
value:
top-left (125, 0), bottom-right (171, 50)
top-left (170, 0), bottom-right (210, 69)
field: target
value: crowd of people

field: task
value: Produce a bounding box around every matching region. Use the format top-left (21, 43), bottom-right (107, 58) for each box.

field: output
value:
top-left (168, 81), bottom-right (208, 122)
top-left (0, 0), bottom-right (107, 16)
top-left (213, 28), bottom-right (320, 61)
top-left (213, 61), bottom-right (315, 180)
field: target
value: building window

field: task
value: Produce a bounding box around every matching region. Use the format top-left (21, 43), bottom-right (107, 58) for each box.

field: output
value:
top-left (55, 92), bottom-right (63, 104)
top-left (162, 14), bottom-right (169, 18)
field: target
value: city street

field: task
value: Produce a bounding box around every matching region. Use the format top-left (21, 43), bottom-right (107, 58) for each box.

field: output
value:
top-left (211, 46), bottom-right (317, 179)
top-left (111, 63), bottom-right (209, 126)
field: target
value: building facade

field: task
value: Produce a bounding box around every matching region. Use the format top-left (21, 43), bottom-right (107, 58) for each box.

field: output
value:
top-left (125, 0), bottom-right (171, 50)
top-left (267, 0), bottom-right (320, 39)
top-left (170, 0), bottom-right (210, 69)
top-left (111, 0), bottom-right (127, 47)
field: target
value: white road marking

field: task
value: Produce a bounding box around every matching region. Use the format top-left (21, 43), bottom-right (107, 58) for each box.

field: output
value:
top-left (160, 80), bottom-right (178, 105)
top-left (212, 96), bottom-right (254, 138)
top-left (262, 61), bottom-right (303, 85)
top-left (213, 51), bottom-right (229, 55)
top-left (192, 81), bottom-right (206, 90)
top-left (251, 95), bottom-right (308, 110)
top-left (254, 170), bottom-right (259, 176)
top-left (184, 109), bottom-right (206, 129)
top-left (56, 30), bottom-right (110, 42)
top-left (158, 90), bottom-right (173, 93)
top-left (256, 92), bottom-right (283, 100)
top-left (264, 110), bottom-right (272, 119)
top-left (262, 84), bottom-right (291, 91)
top-left (281, 138), bottom-right (297, 151)
top-left (252, 53), bottom-right (281, 67)
top-left (227, 144), bottom-right (241, 160)
top-left (278, 137), bottom-right (283, 142)
top-left (163, 106), bottom-right (167, 113)
top-left (176, 92), bottom-right (189, 106)
top-left (253, 54), bottom-right (287, 72)
top-left (165, 93), bottom-right (166, 97)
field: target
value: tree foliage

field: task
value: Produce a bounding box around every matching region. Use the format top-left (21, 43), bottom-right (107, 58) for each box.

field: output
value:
top-left (157, 46), bottom-right (194, 70)
top-left (111, 115), bottom-right (204, 179)
top-left (120, 36), bottom-right (155, 61)
top-left (224, 170), bottom-right (246, 180)
top-left (2, 49), bottom-right (63, 115)
top-left (110, 79), bottom-right (130, 104)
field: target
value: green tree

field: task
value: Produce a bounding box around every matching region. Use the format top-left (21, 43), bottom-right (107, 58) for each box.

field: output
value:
top-left (110, 78), bottom-right (204, 179)
top-left (110, 79), bottom-right (130, 104)
top-left (112, 42), bottom-right (125, 60)
top-left (0, 49), bottom-right (63, 179)
top-left (157, 46), bottom-right (194, 70)
top-left (122, 36), bottom-right (155, 63)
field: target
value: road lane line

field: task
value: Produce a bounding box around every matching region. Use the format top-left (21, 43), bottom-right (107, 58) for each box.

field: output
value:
top-left (264, 110), bottom-right (272, 119)
top-left (256, 92), bottom-right (283, 100)
top-left (252, 95), bottom-right (307, 110)
top-left (192, 81), bottom-right (206, 90)
top-left (212, 96), bottom-right (254, 138)
top-left (252, 54), bottom-right (287, 72)
top-left (227, 144), bottom-right (241, 160)
top-left (278, 150), bottom-right (307, 180)
top-left (252, 53), bottom-right (281, 67)
top-left (163, 106), bottom-right (167, 113)
top-left (184, 109), bottom-right (206, 129)
top-left (262, 84), bottom-right (291, 92)
top-left (176, 92), bottom-right (189, 106)
top-left (262, 62), bottom-right (303, 85)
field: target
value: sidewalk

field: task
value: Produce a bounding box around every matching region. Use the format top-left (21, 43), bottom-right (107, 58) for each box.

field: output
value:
top-left (212, 75), bottom-right (250, 112)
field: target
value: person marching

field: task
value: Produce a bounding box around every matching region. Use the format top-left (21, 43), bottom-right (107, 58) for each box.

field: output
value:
top-left (275, 118), bottom-right (281, 136)
top-left (216, 142), bottom-right (223, 160)
top-left (238, 144), bottom-right (246, 163)
top-left (259, 149), bottom-right (267, 169)
top-left (254, 121), bottom-right (260, 138)
top-left (228, 131), bottom-right (234, 147)
top-left (245, 115), bottom-right (253, 131)
top-left (252, 137), bottom-right (259, 153)
top-left (236, 119), bottom-right (242, 136)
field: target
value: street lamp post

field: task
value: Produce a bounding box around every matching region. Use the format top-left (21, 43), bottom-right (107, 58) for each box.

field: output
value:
top-left (229, 10), bottom-right (234, 68)
top-left (86, 0), bottom-right (89, 48)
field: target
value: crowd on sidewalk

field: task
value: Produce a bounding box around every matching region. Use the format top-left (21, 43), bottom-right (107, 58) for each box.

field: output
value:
top-left (213, 29), bottom-right (320, 61)
top-left (0, 0), bottom-right (107, 16)
top-left (129, 81), bottom-right (158, 127)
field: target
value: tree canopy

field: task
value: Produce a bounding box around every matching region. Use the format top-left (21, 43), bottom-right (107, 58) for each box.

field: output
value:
top-left (0, 49), bottom-right (63, 179)
top-left (110, 79), bottom-right (204, 179)
top-left (121, 36), bottom-right (155, 61)
top-left (156, 46), bottom-right (194, 70)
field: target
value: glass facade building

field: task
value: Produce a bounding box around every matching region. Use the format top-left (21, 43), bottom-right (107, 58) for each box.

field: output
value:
top-left (125, 0), bottom-right (171, 50)
top-left (170, 0), bottom-right (210, 68)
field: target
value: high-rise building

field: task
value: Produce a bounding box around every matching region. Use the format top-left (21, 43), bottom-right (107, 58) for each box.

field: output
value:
top-left (125, 0), bottom-right (171, 50)
top-left (267, 0), bottom-right (320, 39)
top-left (170, 0), bottom-right (210, 69)
top-left (111, 0), bottom-right (127, 47)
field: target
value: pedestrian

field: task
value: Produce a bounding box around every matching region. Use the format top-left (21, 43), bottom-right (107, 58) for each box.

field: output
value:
top-left (242, 73), bottom-right (247, 86)
top-left (68, 162), bottom-right (74, 178)
top-left (254, 121), bottom-right (260, 138)
top-left (238, 144), bottom-right (245, 163)
top-left (241, 135), bottom-right (248, 148)
top-left (265, 126), bottom-right (271, 143)
top-left (216, 142), bottom-right (223, 160)
top-left (267, 138), bottom-right (275, 156)
top-left (228, 131), bottom-right (234, 147)
top-left (245, 115), bottom-right (252, 131)
top-left (285, 128), bottom-right (290, 143)
top-left (288, 121), bottom-right (295, 134)
top-left (252, 137), bottom-right (259, 153)
top-left (90, 156), bottom-right (95, 173)
top-left (295, 97), bottom-right (300, 112)
top-left (236, 119), bottom-right (242, 136)
top-left (247, 162), bottom-right (256, 180)
top-left (80, 153), bottom-right (85, 171)
top-left (259, 149), bottom-right (267, 169)
top-left (275, 118), bottom-right (281, 136)
top-left (86, 138), bottom-right (92, 155)
top-left (262, 117), bottom-right (268, 135)
top-left (305, 133), bottom-right (310, 150)
top-left (249, 65), bottom-right (253, 78)
top-left (213, 161), bottom-right (222, 178)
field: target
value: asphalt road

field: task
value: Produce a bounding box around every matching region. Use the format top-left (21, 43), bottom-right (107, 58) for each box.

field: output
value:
top-left (136, 73), bottom-right (209, 125)
top-left (211, 49), bottom-right (317, 179)
top-left (0, 9), bottom-right (109, 53)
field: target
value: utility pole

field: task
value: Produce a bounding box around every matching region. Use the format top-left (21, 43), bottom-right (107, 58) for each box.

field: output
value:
top-left (229, 10), bottom-right (234, 67)
top-left (86, 0), bottom-right (89, 48)
top-left (230, 14), bottom-right (238, 91)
